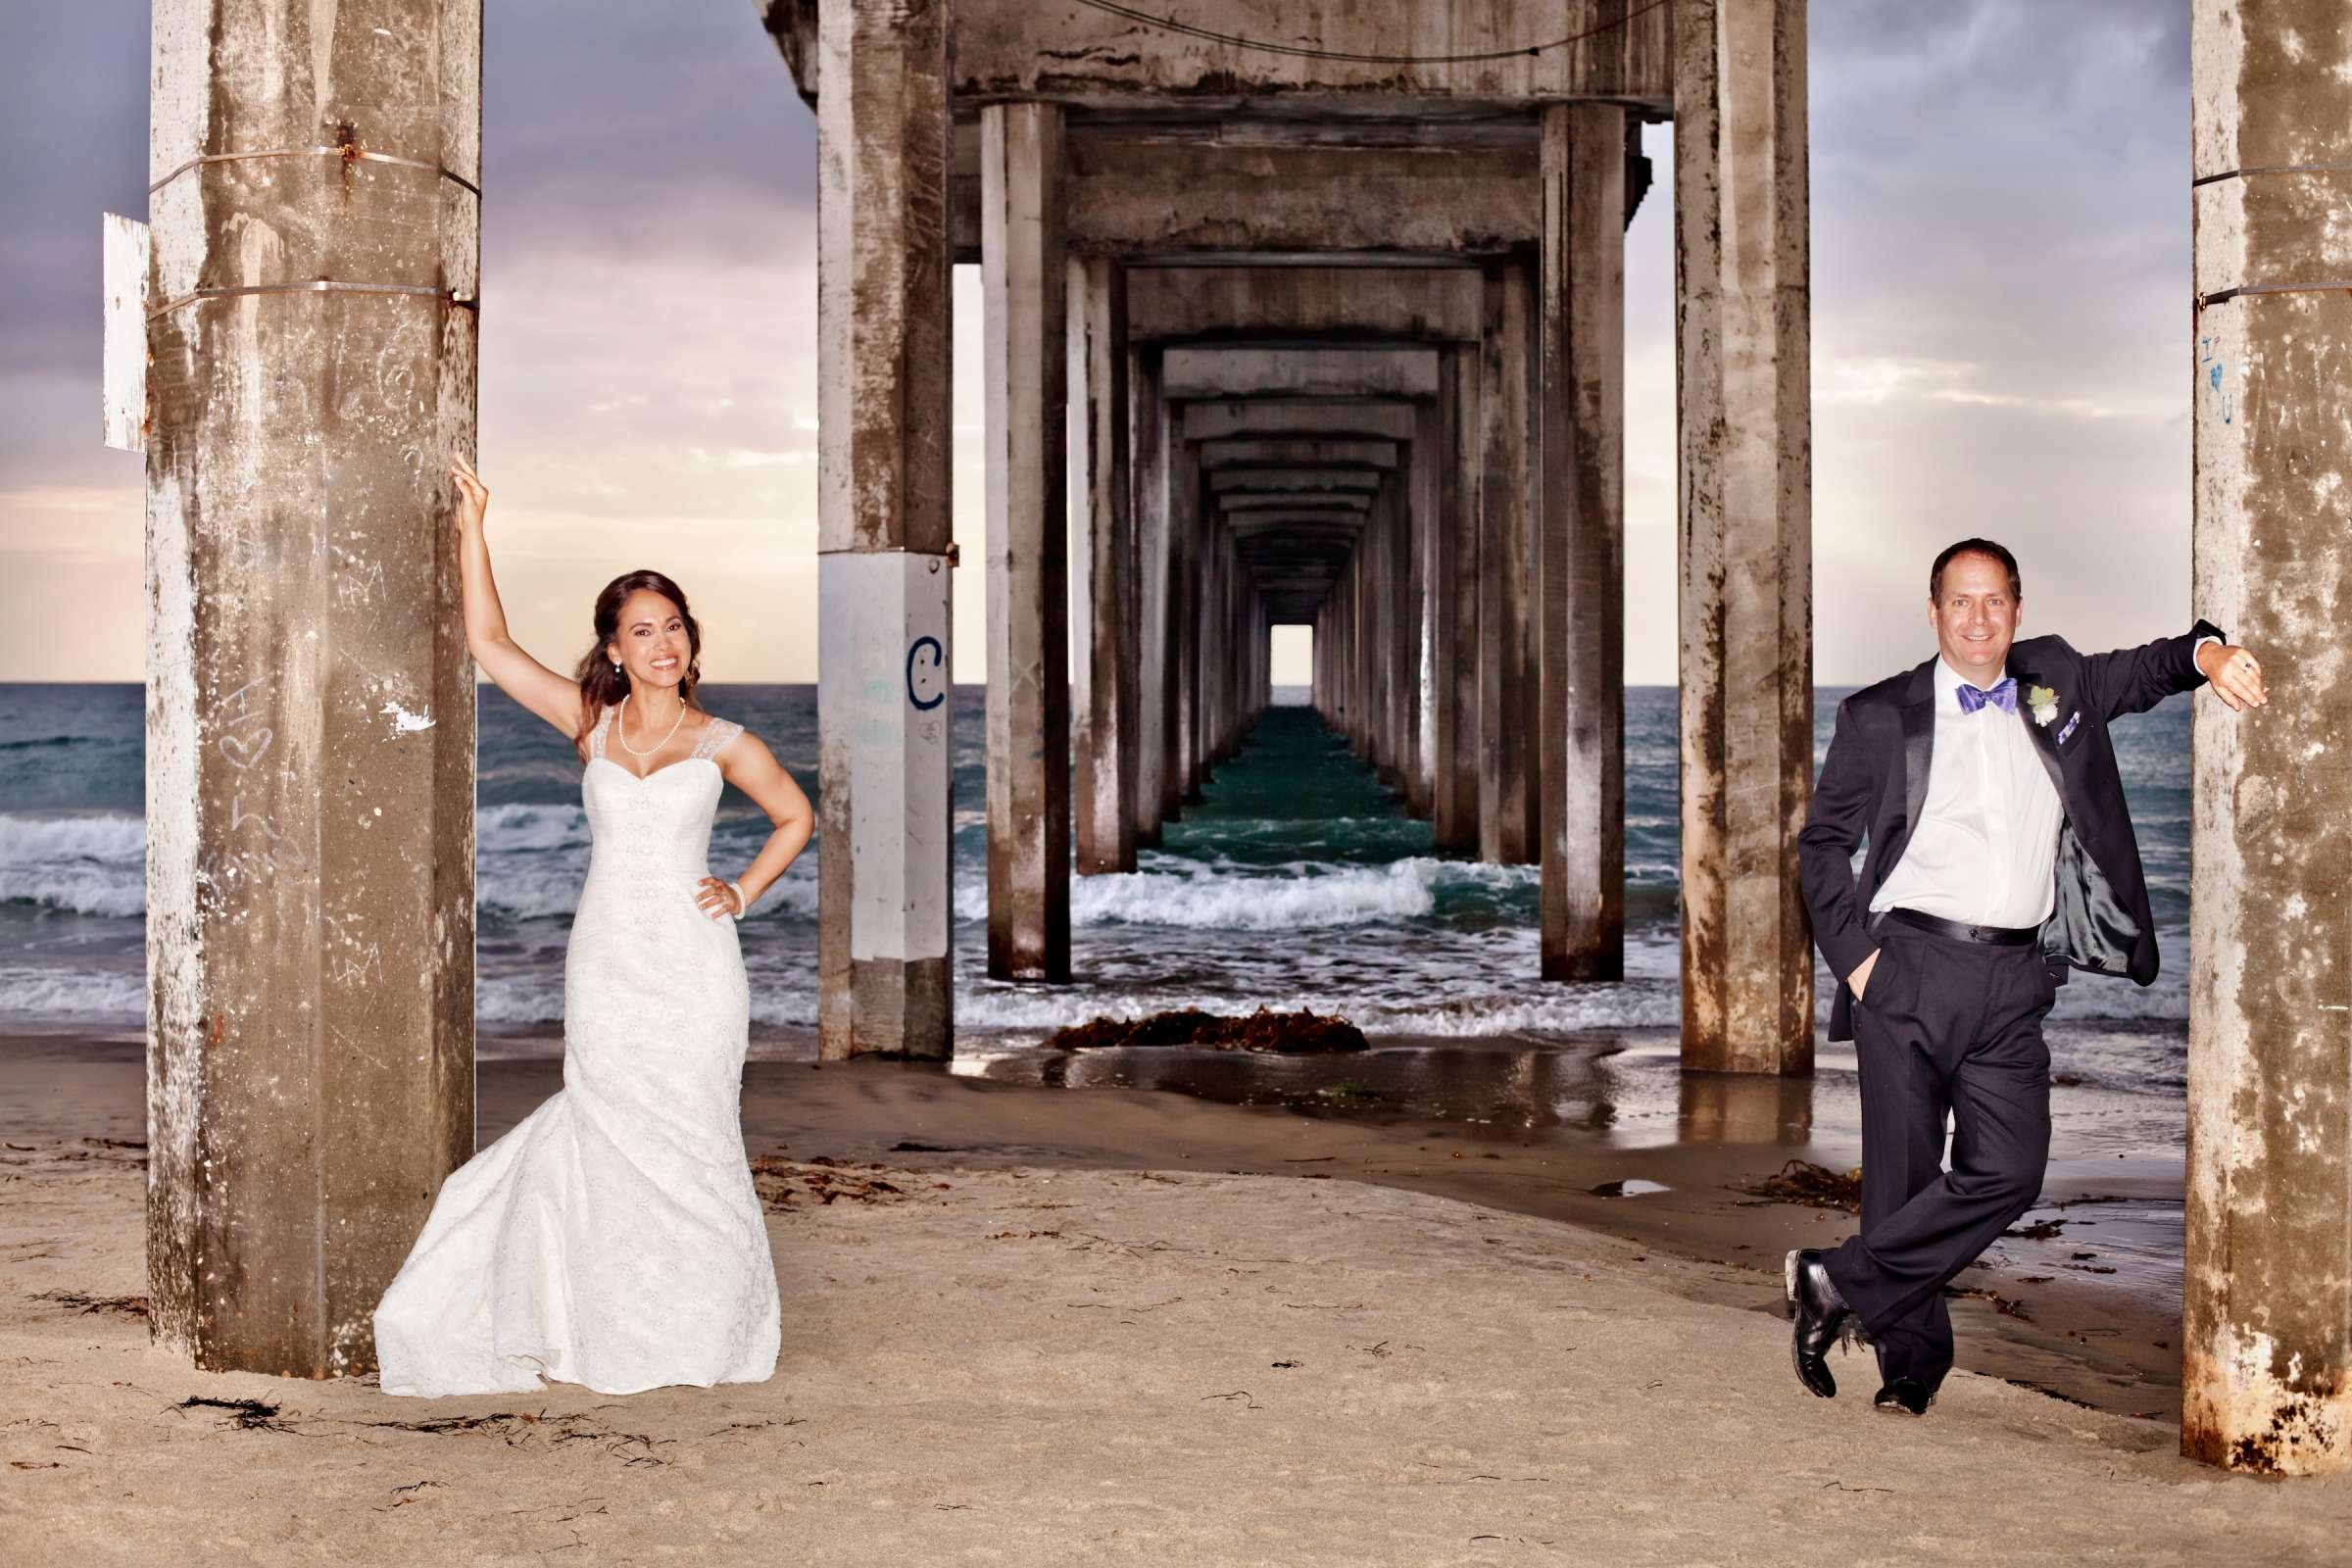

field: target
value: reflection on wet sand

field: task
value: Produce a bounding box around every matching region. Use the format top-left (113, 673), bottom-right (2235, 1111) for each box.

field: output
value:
top-left (956, 1033), bottom-right (1827, 1150)
top-left (1677, 1069), bottom-right (1817, 1146)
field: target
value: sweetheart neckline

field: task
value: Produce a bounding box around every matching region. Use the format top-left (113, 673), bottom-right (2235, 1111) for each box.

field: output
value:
top-left (585, 755), bottom-right (720, 785)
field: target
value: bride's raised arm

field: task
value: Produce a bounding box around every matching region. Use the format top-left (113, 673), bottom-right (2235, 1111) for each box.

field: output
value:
top-left (450, 455), bottom-right (587, 742)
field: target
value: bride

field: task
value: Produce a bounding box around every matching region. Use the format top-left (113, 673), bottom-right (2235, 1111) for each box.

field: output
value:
top-left (372, 455), bottom-right (812, 1396)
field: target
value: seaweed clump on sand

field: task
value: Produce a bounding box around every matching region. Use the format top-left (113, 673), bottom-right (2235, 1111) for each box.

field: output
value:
top-left (1737, 1158), bottom-right (1863, 1213)
top-left (1045, 1006), bottom-right (1368, 1055)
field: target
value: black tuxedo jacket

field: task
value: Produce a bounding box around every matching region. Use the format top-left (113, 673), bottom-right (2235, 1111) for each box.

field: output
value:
top-left (1798, 620), bottom-right (2222, 1042)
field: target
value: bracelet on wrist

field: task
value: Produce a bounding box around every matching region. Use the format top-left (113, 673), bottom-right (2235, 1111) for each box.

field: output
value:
top-left (725, 880), bottom-right (748, 921)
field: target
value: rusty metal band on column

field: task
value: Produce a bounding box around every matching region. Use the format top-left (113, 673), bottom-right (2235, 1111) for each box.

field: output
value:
top-left (147, 280), bottom-right (480, 321)
top-left (150, 146), bottom-right (482, 197)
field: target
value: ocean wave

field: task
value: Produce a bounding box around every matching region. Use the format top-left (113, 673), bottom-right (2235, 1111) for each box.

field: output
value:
top-left (478, 802), bottom-right (591, 853)
top-left (0, 963), bottom-right (145, 1023)
top-left (948, 857), bottom-right (1544, 931)
top-left (948, 971), bottom-right (1686, 1038)
top-left (0, 812), bottom-right (147, 918)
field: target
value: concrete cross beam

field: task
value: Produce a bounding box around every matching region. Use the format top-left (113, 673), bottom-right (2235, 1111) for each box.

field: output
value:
top-left (1161, 346), bottom-right (1443, 401)
top-left (1198, 437), bottom-right (1399, 470)
top-left (763, 0), bottom-right (1674, 112)
top-left (1213, 500), bottom-right (1373, 516)
top-left (1127, 267), bottom-right (1485, 345)
top-left (1180, 399), bottom-right (1423, 444)
top-left (1208, 468), bottom-right (1383, 494)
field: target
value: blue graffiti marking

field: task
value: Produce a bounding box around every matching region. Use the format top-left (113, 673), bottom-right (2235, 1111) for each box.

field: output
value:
top-left (906, 635), bottom-right (946, 710)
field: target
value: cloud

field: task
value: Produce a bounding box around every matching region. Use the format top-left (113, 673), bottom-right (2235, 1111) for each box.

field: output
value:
top-left (0, 2), bottom-right (2202, 684)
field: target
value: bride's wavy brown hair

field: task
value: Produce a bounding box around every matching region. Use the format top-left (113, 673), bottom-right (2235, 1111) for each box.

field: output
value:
top-left (574, 569), bottom-right (704, 754)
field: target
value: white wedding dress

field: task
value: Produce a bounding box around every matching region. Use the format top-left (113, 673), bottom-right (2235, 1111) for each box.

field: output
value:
top-left (373, 706), bottom-right (781, 1396)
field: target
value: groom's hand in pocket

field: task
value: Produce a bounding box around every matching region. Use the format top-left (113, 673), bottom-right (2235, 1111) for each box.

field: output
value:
top-left (1849, 950), bottom-right (1880, 1001)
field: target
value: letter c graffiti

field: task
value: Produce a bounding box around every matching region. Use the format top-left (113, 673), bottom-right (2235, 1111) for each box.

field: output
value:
top-left (906, 635), bottom-right (946, 710)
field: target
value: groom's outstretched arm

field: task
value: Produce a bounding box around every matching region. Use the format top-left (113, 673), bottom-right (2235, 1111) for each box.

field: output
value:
top-left (1797, 698), bottom-right (1879, 989)
top-left (2080, 618), bottom-right (2230, 720)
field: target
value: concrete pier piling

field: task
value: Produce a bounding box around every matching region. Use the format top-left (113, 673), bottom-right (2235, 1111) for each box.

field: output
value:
top-left (981, 101), bottom-right (1072, 982)
top-left (143, 0), bottom-right (481, 1375)
top-left (1673, 0), bottom-right (1816, 1073)
top-left (1071, 255), bottom-right (1137, 876)
top-left (2183, 0), bottom-right (2352, 1475)
top-left (1537, 103), bottom-right (1629, 981)
top-left (812, 0), bottom-right (956, 1057)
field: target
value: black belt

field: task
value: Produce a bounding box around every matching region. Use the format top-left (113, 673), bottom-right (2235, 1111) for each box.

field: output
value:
top-left (1885, 907), bottom-right (2039, 947)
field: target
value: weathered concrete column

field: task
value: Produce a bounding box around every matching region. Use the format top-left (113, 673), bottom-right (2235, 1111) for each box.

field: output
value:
top-left (811, 0), bottom-right (956, 1060)
top-left (981, 101), bottom-right (1070, 982)
top-left (1383, 479), bottom-right (1401, 799)
top-left (1129, 346), bottom-right (1168, 846)
top-left (1674, 0), bottom-right (1815, 1070)
top-left (1434, 345), bottom-right (1482, 850)
top-left (143, 0), bottom-right (479, 1375)
top-left (1168, 436), bottom-right (1201, 811)
top-left (1480, 262), bottom-right (1539, 865)
top-left (1070, 255), bottom-right (1136, 874)
top-left (1405, 406), bottom-right (1438, 818)
top-left (1537, 103), bottom-right (1627, 981)
top-left (1196, 510), bottom-right (1223, 773)
top-left (2183, 0), bottom-right (2352, 1475)
top-left (1374, 480), bottom-right (1406, 789)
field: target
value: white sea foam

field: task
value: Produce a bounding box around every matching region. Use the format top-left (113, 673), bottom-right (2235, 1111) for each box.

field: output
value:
top-left (477, 803), bottom-right (590, 853)
top-left (0, 963), bottom-right (145, 1023)
top-left (0, 812), bottom-right (147, 918)
top-left (949, 857), bottom-right (1543, 931)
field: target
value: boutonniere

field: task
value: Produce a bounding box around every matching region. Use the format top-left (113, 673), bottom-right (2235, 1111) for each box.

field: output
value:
top-left (2026, 685), bottom-right (2060, 726)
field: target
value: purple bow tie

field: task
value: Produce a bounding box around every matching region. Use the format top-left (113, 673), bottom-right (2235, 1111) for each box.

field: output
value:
top-left (1956, 677), bottom-right (2018, 715)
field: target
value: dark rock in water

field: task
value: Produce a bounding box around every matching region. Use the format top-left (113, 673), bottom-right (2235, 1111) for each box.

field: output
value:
top-left (1737, 1158), bottom-right (1863, 1213)
top-left (1045, 1005), bottom-right (1368, 1054)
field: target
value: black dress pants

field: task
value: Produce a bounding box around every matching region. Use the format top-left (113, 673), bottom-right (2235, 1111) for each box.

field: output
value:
top-left (1823, 920), bottom-right (2055, 1387)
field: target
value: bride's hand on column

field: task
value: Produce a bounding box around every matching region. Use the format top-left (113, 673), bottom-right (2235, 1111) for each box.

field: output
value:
top-left (450, 453), bottom-right (490, 535)
top-left (695, 877), bottom-right (744, 921)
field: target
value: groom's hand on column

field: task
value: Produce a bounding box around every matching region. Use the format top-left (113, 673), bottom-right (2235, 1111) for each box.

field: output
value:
top-left (2196, 641), bottom-right (2268, 710)
top-left (1849, 950), bottom-right (1880, 1001)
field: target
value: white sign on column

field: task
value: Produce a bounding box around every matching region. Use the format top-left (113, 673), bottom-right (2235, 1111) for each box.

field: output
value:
top-left (818, 550), bottom-right (955, 969)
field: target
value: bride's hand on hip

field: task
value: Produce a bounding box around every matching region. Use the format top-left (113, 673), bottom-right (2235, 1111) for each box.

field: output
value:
top-left (694, 876), bottom-right (744, 921)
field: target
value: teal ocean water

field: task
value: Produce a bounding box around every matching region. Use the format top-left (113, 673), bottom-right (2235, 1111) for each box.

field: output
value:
top-left (0, 682), bottom-right (2192, 1091)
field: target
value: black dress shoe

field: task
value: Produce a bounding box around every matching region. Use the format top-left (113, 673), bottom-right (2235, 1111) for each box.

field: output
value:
top-left (1874, 1378), bottom-right (1936, 1416)
top-left (1785, 1249), bottom-right (1858, 1398)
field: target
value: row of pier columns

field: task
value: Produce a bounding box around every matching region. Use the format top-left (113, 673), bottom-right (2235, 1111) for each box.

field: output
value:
top-left (134, 0), bottom-right (2352, 1473)
top-left (803, 6), bottom-right (1822, 1058)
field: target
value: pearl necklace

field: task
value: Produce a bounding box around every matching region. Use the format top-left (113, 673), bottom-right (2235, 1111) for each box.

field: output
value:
top-left (615, 693), bottom-right (687, 760)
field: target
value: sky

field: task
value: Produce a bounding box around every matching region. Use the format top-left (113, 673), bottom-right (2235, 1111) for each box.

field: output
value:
top-left (0, 1), bottom-right (2194, 687)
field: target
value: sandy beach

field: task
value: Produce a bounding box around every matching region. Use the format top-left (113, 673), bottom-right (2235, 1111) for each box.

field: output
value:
top-left (7, 1031), bottom-right (2342, 1564)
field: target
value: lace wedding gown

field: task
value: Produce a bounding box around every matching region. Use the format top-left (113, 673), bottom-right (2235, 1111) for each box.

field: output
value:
top-left (373, 707), bottom-right (780, 1396)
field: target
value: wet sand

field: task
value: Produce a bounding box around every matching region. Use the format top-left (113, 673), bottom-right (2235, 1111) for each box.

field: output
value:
top-left (9, 1035), bottom-right (2348, 1566)
top-left (5, 1028), bottom-right (2186, 1418)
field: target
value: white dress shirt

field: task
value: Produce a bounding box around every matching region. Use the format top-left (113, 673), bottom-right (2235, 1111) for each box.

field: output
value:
top-left (1869, 657), bottom-right (2063, 930)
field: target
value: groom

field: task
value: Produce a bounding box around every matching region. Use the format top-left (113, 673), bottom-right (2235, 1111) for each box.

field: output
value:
top-left (1788, 539), bottom-right (2265, 1414)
